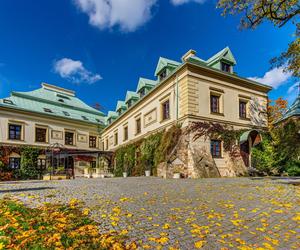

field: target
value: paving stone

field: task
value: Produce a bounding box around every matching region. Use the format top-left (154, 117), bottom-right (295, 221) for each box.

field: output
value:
top-left (0, 177), bottom-right (299, 249)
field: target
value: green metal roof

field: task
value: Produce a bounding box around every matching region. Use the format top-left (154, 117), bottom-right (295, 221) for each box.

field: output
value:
top-left (125, 91), bottom-right (139, 103)
top-left (136, 77), bottom-right (157, 92)
top-left (188, 47), bottom-right (237, 67)
top-left (154, 57), bottom-right (181, 76)
top-left (107, 111), bottom-right (118, 119)
top-left (116, 100), bottom-right (127, 112)
top-left (277, 93), bottom-right (300, 123)
top-left (0, 83), bottom-right (106, 125)
top-left (206, 47), bottom-right (236, 66)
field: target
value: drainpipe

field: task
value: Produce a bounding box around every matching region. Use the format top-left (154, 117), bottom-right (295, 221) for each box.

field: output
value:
top-left (176, 74), bottom-right (179, 122)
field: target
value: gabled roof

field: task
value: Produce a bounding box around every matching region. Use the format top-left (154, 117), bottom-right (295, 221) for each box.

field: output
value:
top-left (125, 91), bottom-right (139, 103)
top-left (107, 111), bottom-right (118, 119)
top-left (206, 46), bottom-right (236, 66)
top-left (0, 83), bottom-right (106, 125)
top-left (277, 93), bottom-right (300, 123)
top-left (136, 77), bottom-right (157, 92)
top-left (154, 57), bottom-right (181, 76)
top-left (116, 100), bottom-right (127, 111)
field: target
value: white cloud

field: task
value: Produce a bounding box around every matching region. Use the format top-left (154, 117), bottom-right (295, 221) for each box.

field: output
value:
top-left (288, 82), bottom-right (299, 94)
top-left (248, 66), bottom-right (292, 89)
top-left (170, 0), bottom-right (206, 5)
top-left (54, 58), bottom-right (102, 84)
top-left (74, 0), bottom-right (157, 32)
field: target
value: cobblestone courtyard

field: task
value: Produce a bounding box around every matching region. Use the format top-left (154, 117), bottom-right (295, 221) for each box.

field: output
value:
top-left (1, 177), bottom-right (299, 249)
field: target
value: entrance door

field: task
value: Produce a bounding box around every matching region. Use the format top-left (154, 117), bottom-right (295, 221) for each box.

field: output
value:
top-left (240, 141), bottom-right (250, 167)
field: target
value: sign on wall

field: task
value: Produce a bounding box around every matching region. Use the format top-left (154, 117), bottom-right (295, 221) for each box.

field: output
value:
top-left (77, 134), bottom-right (87, 143)
top-left (144, 108), bottom-right (157, 127)
top-left (51, 130), bottom-right (63, 140)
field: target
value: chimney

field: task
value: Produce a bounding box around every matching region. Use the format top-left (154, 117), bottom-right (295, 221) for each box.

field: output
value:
top-left (181, 49), bottom-right (196, 62)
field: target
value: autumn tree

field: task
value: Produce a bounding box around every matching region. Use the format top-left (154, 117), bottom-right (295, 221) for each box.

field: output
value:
top-left (267, 97), bottom-right (288, 128)
top-left (217, 0), bottom-right (300, 77)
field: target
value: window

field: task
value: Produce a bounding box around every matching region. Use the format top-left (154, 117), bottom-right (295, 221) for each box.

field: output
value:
top-left (90, 161), bottom-right (96, 168)
top-left (221, 62), bottom-right (231, 73)
top-left (210, 94), bottom-right (220, 113)
top-left (162, 100), bottom-right (170, 121)
top-left (35, 127), bottom-right (47, 143)
top-left (139, 88), bottom-right (146, 98)
top-left (82, 116), bottom-right (89, 121)
top-left (44, 108), bottom-right (52, 113)
top-left (239, 100), bottom-right (247, 118)
top-left (9, 124), bottom-right (22, 140)
top-left (63, 111), bottom-right (70, 116)
top-left (95, 118), bottom-right (100, 123)
top-left (117, 109), bottom-right (122, 116)
top-left (105, 138), bottom-right (108, 150)
top-left (57, 94), bottom-right (70, 100)
top-left (89, 136), bottom-right (97, 148)
top-left (211, 140), bottom-right (222, 158)
top-left (3, 99), bottom-right (13, 105)
top-left (124, 126), bottom-right (128, 141)
top-left (136, 118), bottom-right (141, 134)
top-left (9, 157), bottom-right (20, 169)
top-left (114, 132), bottom-right (118, 146)
top-left (65, 132), bottom-right (74, 145)
top-left (58, 99), bottom-right (64, 103)
top-left (37, 159), bottom-right (46, 170)
top-left (159, 69), bottom-right (167, 81)
top-left (127, 100), bottom-right (132, 108)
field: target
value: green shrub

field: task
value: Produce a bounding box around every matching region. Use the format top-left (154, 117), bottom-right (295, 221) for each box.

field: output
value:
top-left (286, 160), bottom-right (300, 176)
top-left (154, 125), bottom-right (182, 166)
top-left (20, 147), bottom-right (40, 179)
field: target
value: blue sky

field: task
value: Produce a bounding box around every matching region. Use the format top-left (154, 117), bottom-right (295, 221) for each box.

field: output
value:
top-left (0, 0), bottom-right (298, 113)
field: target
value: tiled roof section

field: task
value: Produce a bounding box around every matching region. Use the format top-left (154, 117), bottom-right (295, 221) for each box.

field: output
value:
top-left (0, 83), bottom-right (106, 125)
top-left (116, 100), bottom-right (127, 112)
top-left (125, 91), bottom-right (139, 103)
top-left (154, 57), bottom-right (181, 76)
top-left (278, 93), bottom-right (300, 122)
top-left (136, 77), bottom-right (157, 92)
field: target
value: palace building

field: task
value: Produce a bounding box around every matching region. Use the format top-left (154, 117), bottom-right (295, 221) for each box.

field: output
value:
top-left (100, 47), bottom-right (272, 177)
top-left (0, 83), bottom-right (109, 177)
top-left (0, 47), bottom-right (272, 178)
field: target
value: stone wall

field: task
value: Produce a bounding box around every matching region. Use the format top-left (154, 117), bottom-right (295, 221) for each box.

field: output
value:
top-left (157, 128), bottom-right (248, 178)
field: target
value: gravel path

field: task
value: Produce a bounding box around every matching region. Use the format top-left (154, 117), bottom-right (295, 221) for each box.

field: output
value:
top-left (0, 177), bottom-right (299, 249)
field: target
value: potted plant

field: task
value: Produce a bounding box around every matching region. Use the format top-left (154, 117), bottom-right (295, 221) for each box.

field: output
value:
top-left (173, 166), bottom-right (181, 179)
top-left (145, 160), bottom-right (151, 177)
top-left (123, 155), bottom-right (128, 178)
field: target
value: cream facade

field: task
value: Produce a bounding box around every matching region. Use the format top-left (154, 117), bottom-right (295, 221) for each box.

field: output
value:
top-left (0, 83), bottom-right (106, 177)
top-left (101, 48), bottom-right (271, 177)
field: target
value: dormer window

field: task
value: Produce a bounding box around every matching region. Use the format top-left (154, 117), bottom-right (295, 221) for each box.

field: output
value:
top-left (82, 116), bottom-right (89, 121)
top-left (44, 108), bottom-right (53, 113)
top-left (139, 88), bottom-right (146, 98)
top-left (117, 109), bottom-right (122, 116)
top-left (3, 99), bottom-right (13, 105)
top-left (221, 62), bottom-right (231, 73)
top-left (58, 99), bottom-right (65, 103)
top-left (127, 100), bottom-right (132, 108)
top-left (95, 118), bottom-right (100, 123)
top-left (107, 118), bottom-right (112, 124)
top-left (63, 111), bottom-right (70, 116)
top-left (159, 69), bottom-right (167, 81)
top-left (57, 94), bottom-right (70, 100)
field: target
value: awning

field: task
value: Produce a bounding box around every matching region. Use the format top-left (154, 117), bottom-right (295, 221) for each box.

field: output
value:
top-left (239, 130), bottom-right (262, 146)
